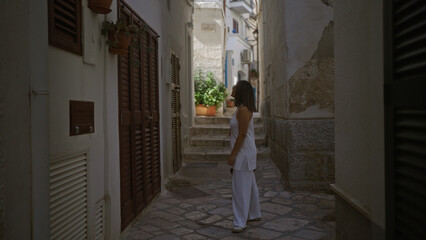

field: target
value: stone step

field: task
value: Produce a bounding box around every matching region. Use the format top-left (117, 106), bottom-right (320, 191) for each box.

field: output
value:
top-left (190, 134), bottom-right (266, 147)
top-left (194, 115), bottom-right (263, 125)
top-left (190, 124), bottom-right (264, 136)
top-left (183, 146), bottom-right (270, 162)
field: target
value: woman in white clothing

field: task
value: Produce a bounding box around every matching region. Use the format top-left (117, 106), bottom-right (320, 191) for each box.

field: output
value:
top-left (228, 80), bottom-right (261, 233)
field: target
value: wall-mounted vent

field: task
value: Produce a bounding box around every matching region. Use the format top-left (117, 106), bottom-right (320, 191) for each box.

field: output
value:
top-left (241, 49), bottom-right (252, 63)
top-left (49, 152), bottom-right (88, 239)
top-left (95, 199), bottom-right (106, 240)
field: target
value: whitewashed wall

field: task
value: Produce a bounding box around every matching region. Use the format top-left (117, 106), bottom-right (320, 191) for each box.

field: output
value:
top-left (157, 0), bottom-right (194, 159)
top-left (47, 0), bottom-right (192, 238)
top-left (224, 4), bottom-right (251, 91)
top-left (48, 0), bottom-right (112, 237)
top-left (0, 0), bottom-right (49, 239)
top-left (0, 1), bottom-right (193, 239)
top-left (334, 0), bottom-right (385, 235)
top-left (193, 2), bottom-right (225, 83)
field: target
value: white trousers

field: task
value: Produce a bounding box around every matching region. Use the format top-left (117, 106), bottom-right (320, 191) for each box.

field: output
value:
top-left (232, 162), bottom-right (261, 228)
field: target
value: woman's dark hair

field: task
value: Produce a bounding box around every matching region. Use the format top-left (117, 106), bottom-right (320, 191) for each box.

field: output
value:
top-left (234, 80), bottom-right (256, 112)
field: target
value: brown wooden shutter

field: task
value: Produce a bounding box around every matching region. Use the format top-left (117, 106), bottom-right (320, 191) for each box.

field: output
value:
top-left (171, 52), bottom-right (182, 173)
top-left (385, 1), bottom-right (426, 239)
top-left (118, 6), bottom-right (135, 230)
top-left (132, 16), bottom-right (147, 214)
top-left (150, 36), bottom-right (161, 194)
top-left (141, 28), bottom-right (153, 203)
top-left (48, 0), bottom-right (82, 55)
top-left (233, 19), bottom-right (239, 33)
top-left (118, 0), bottom-right (161, 230)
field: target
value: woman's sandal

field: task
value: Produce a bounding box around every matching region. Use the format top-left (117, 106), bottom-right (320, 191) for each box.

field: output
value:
top-left (247, 217), bottom-right (261, 222)
top-left (232, 226), bottom-right (246, 233)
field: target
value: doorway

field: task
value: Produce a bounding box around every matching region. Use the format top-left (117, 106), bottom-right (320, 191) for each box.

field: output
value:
top-left (117, 0), bottom-right (161, 230)
top-left (171, 51), bottom-right (182, 173)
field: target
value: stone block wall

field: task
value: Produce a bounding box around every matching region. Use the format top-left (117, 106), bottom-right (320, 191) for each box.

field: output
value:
top-left (260, 0), bottom-right (335, 191)
top-left (268, 119), bottom-right (334, 191)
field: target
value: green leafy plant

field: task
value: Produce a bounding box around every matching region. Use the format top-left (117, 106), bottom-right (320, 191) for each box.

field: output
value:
top-left (101, 18), bottom-right (149, 66)
top-left (194, 70), bottom-right (228, 109)
top-left (250, 69), bottom-right (258, 77)
top-left (101, 17), bottom-right (143, 48)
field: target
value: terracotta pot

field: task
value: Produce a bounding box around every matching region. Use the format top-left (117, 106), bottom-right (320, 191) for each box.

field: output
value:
top-left (89, 0), bottom-right (113, 14)
top-left (226, 100), bottom-right (235, 107)
top-left (195, 104), bottom-right (208, 116)
top-left (206, 106), bottom-right (216, 116)
top-left (108, 30), bottom-right (132, 55)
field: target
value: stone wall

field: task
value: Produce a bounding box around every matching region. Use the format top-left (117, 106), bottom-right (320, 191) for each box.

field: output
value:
top-left (259, 0), bottom-right (334, 191)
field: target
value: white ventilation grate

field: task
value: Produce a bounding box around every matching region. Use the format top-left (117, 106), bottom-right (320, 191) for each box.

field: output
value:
top-left (241, 49), bottom-right (252, 63)
top-left (49, 152), bottom-right (88, 240)
top-left (95, 199), bottom-right (106, 240)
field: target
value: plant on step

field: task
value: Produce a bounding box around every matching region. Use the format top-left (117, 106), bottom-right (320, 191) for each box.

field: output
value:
top-left (194, 70), bottom-right (228, 109)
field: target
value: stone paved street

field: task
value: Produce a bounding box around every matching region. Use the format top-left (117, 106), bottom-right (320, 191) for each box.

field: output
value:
top-left (122, 157), bottom-right (335, 240)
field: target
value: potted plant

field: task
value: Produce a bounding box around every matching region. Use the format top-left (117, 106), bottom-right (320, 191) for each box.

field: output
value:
top-left (101, 18), bottom-right (143, 55)
top-left (89, 0), bottom-right (113, 14)
top-left (194, 70), bottom-right (228, 116)
top-left (226, 98), bottom-right (235, 107)
top-left (250, 69), bottom-right (259, 79)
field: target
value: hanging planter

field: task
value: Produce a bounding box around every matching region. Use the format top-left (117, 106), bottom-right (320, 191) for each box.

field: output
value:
top-left (101, 18), bottom-right (143, 56)
top-left (108, 30), bottom-right (132, 55)
top-left (89, 0), bottom-right (113, 14)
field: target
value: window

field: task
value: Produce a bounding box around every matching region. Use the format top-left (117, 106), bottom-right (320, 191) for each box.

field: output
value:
top-left (233, 18), bottom-right (239, 33)
top-left (48, 0), bottom-right (82, 55)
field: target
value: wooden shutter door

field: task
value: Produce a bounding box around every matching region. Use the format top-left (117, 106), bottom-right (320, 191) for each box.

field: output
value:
top-left (141, 29), bottom-right (154, 203)
top-left (132, 16), bottom-right (146, 214)
top-left (385, 1), bottom-right (426, 239)
top-left (150, 36), bottom-right (161, 194)
top-left (171, 52), bottom-right (182, 173)
top-left (118, 0), bottom-right (161, 230)
top-left (141, 31), bottom-right (161, 201)
top-left (118, 6), bottom-right (135, 230)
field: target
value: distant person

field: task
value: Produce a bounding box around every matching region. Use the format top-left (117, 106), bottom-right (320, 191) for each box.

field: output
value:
top-left (228, 80), bottom-right (261, 233)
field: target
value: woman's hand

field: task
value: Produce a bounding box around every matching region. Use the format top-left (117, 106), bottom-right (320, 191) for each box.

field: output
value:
top-left (228, 153), bottom-right (236, 166)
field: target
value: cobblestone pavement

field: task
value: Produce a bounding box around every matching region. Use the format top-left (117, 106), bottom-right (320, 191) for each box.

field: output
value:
top-left (123, 157), bottom-right (336, 240)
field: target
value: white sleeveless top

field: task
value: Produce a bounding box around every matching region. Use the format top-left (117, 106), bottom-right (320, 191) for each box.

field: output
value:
top-left (230, 106), bottom-right (257, 171)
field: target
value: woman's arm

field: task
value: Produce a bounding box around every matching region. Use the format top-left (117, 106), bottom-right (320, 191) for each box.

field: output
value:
top-left (228, 106), bottom-right (252, 166)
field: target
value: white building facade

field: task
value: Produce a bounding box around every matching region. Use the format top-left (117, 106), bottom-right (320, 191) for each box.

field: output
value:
top-left (193, 0), bottom-right (226, 84)
top-left (225, 0), bottom-right (257, 95)
top-left (192, 0), bottom-right (258, 104)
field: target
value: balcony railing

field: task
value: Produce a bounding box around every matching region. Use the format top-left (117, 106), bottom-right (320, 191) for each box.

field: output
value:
top-left (230, 0), bottom-right (254, 9)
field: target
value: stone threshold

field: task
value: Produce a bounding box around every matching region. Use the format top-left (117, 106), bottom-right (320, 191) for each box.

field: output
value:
top-left (330, 183), bottom-right (371, 220)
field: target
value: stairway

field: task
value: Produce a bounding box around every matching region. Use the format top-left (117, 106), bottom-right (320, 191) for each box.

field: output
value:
top-left (183, 113), bottom-right (269, 162)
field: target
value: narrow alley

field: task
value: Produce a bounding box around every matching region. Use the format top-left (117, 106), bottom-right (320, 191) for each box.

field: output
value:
top-left (123, 156), bottom-right (335, 240)
top-left (2, 0), bottom-right (425, 239)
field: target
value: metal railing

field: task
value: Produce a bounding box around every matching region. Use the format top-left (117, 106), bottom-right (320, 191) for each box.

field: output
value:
top-left (230, 0), bottom-right (254, 8)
